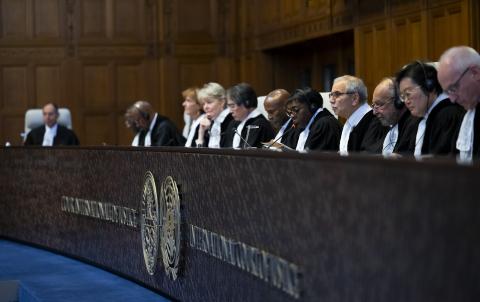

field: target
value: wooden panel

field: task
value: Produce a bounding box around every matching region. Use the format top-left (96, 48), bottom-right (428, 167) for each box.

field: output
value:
top-left (358, 0), bottom-right (386, 23)
top-left (256, 0), bottom-right (280, 31)
top-left (80, 0), bottom-right (107, 38)
top-left (83, 64), bottom-right (112, 110)
top-left (280, 0), bottom-right (301, 21)
top-left (428, 3), bottom-right (469, 60)
top-left (2, 66), bottom-right (28, 110)
top-left (116, 63), bottom-right (144, 108)
top-left (84, 114), bottom-right (114, 145)
top-left (391, 14), bottom-right (425, 70)
top-left (116, 114), bottom-right (133, 146)
top-left (1, 116), bottom-right (23, 145)
top-left (33, 0), bottom-right (60, 38)
top-left (113, 0), bottom-right (141, 39)
top-left (35, 65), bottom-right (61, 106)
top-left (1, 0), bottom-right (28, 38)
top-left (177, 0), bottom-right (213, 41)
top-left (179, 62), bottom-right (213, 89)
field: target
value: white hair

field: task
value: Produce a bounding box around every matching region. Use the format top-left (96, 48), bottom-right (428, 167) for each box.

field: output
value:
top-left (439, 46), bottom-right (480, 74)
top-left (197, 82), bottom-right (225, 101)
top-left (333, 75), bottom-right (368, 103)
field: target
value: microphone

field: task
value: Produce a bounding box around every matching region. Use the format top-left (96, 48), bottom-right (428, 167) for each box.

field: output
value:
top-left (233, 127), bottom-right (253, 149)
top-left (263, 123), bottom-right (295, 149)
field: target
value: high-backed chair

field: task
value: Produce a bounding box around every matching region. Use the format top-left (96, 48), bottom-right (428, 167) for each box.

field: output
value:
top-left (23, 108), bottom-right (73, 140)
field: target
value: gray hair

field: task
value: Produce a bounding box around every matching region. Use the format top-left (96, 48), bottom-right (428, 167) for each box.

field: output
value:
top-left (333, 75), bottom-right (368, 103)
top-left (197, 82), bottom-right (226, 102)
top-left (439, 46), bottom-right (480, 74)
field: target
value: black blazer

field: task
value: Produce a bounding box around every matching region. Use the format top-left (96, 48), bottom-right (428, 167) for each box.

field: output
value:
top-left (233, 114), bottom-right (275, 148)
top-left (348, 110), bottom-right (389, 153)
top-left (303, 110), bottom-right (342, 152)
top-left (24, 124), bottom-right (79, 146)
top-left (392, 110), bottom-right (421, 155)
top-left (138, 115), bottom-right (186, 147)
top-left (421, 98), bottom-right (465, 156)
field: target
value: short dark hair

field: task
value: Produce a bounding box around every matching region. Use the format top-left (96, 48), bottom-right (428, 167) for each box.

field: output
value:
top-left (395, 61), bottom-right (443, 95)
top-left (226, 83), bottom-right (257, 108)
top-left (44, 102), bottom-right (59, 115)
top-left (287, 87), bottom-right (323, 113)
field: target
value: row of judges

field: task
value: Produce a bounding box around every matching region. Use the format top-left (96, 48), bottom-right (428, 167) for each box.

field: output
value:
top-left (24, 46), bottom-right (480, 163)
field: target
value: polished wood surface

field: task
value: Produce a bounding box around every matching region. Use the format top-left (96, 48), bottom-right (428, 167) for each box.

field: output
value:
top-left (1, 147), bottom-right (479, 301)
top-left (0, 0), bottom-right (476, 146)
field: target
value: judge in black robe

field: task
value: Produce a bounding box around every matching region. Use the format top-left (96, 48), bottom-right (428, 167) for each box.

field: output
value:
top-left (137, 114), bottom-right (186, 146)
top-left (225, 83), bottom-right (274, 148)
top-left (421, 97), bottom-right (465, 155)
top-left (286, 87), bottom-right (342, 152)
top-left (25, 124), bottom-right (79, 146)
top-left (392, 110), bottom-right (421, 154)
top-left (347, 110), bottom-right (389, 153)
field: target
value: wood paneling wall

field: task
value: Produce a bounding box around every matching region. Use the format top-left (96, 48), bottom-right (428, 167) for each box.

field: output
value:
top-left (0, 0), bottom-right (477, 145)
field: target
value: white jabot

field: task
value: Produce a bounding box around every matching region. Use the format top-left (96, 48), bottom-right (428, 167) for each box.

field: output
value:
top-left (339, 102), bottom-right (371, 155)
top-left (274, 118), bottom-right (292, 143)
top-left (131, 113), bottom-right (158, 147)
top-left (382, 124), bottom-right (399, 156)
top-left (414, 93), bottom-right (448, 158)
top-left (456, 108), bottom-right (476, 163)
top-left (185, 114), bottom-right (205, 147)
top-left (42, 124), bottom-right (58, 146)
top-left (233, 109), bottom-right (262, 148)
top-left (208, 109), bottom-right (230, 148)
top-left (296, 108), bottom-right (323, 152)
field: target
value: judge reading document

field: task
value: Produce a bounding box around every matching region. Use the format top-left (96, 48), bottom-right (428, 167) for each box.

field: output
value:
top-left (126, 100), bottom-right (185, 147)
top-left (226, 83), bottom-right (274, 149)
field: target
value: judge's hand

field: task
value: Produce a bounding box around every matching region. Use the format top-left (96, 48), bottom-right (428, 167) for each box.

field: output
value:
top-left (196, 116), bottom-right (212, 145)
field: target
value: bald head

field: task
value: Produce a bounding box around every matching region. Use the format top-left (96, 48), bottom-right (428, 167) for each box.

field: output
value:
top-left (126, 100), bottom-right (155, 131)
top-left (438, 46), bottom-right (480, 110)
top-left (263, 89), bottom-right (290, 130)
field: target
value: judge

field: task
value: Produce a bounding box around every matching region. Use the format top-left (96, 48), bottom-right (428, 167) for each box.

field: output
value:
top-left (127, 100), bottom-right (185, 147)
top-left (263, 89), bottom-right (296, 149)
top-left (181, 87), bottom-right (205, 147)
top-left (286, 87), bottom-right (341, 152)
top-left (226, 83), bottom-right (275, 148)
top-left (438, 46), bottom-right (480, 163)
top-left (396, 61), bottom-right (465, 157)
top-left (372, 78), bottom-right (420, 156)
top-left (195, 82), bottom-right (234, 148)
top-left (24, 103), bottom-right (79, 146)
top-left (329, 75), bottom-right (389, 154)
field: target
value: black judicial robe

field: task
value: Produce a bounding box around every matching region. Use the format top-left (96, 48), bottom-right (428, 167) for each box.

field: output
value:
top-left (139, 115), bottom-right (186, 146)
top-left (203, 113), bottom-right (235, 148)
top-left (302, 110), bottom-right (342, 152)
top-left (24, 124), bottom-right (79, 146)
top-left (473, 103), bottom-right (480, 158)
top-left (392, 110), bottom-right (421, 155)
top-left (277, 119), bottom-right (298, 149)
top-left (421, 98), bottom-right (465, 156)
top-left (348, 111), bottom-right (390, 153)
top-left (230, 115), bottom-right (275, 149)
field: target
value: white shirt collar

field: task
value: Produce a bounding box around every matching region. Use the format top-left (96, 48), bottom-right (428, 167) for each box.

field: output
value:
top-left (346, 102), bottom-right (371, 128)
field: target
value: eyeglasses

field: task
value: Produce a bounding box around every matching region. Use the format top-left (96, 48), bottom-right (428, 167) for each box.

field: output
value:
top-left (329, 91), bottom-right (355, 99)
top-left (445, 67), bottom-right (470, 95)
top-left (399, 85), bottom-right (422, 103)
top-left (372, 97), bottom-right (394, 110)
top-left (286, 106), bottom-right (302, 117)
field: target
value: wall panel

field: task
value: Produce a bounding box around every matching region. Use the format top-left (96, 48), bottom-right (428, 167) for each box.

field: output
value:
top-left (83, 114), bottom-right (114, 145)
top-left (113, 0), bottom-right (141, 39)
top-left (1, 0), bottom-right (28, 38)
top-left (33, 0), bottom-right (60, 39)
top-left (1, 116), bottom-right (23, 145)
top-left (2, 66), bottom-right (28, 110)
top-left (82, 64), bottom-right (112, 110)
top-left (391, 14), bottom-right (425, 71)
top-left (35, 65), bottom-right (61, 106)
top-left (80, 0), bottom-right (107, 39)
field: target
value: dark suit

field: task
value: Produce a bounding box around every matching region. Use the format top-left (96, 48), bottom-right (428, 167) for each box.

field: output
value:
top-left (138, 114), bottom-right (186, 147)
top-left (348, 110), bottom-right (389, 153)
top-left (392, 110), bottom-right (421, 155)
top-left (24, 124), bottom-right (79, 146)
top-left (230, 115), bottom-right (275, 148)
top-left (302, 110), bottom-right (342, 152)
top-left (421, 98), bottom-right (465, 156)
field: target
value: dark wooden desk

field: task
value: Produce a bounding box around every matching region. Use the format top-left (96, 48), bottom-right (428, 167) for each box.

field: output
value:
top-left (1, 147), bottom-right (479, 301)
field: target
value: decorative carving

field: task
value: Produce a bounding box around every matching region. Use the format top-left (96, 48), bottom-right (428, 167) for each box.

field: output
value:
top-left (140, 171), bottom-right (161, 276)
top-left (77, 46), bottom-right (146, 57)
top-left (160, 176), bottom-right (181, 281)
top-left (65, 0), bottom-right (76, 57)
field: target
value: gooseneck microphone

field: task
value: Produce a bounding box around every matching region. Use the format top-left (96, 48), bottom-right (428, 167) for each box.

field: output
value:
top-left (233, 127), bottom-right (254, 149)
top-left (264, 123), bottom-right (295, 149)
